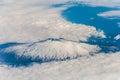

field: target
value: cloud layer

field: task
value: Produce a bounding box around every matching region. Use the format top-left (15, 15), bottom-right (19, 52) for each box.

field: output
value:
top-left (0, 52), bottom-right (120, 80)
top-left (0, 0), bottom-right (105, 43)
top-left (0, 0), bottom-right (120, 80)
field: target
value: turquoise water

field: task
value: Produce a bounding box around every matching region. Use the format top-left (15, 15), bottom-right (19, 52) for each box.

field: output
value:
top-left (62, 4), bottom-right (120, 52)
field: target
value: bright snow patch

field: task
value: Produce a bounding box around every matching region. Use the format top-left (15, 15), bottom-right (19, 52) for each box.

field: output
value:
top-left (3, 39), bottom-right (100, 60)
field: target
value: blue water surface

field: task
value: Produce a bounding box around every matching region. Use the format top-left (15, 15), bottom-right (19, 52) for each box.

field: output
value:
top-left (62, 4), bottom-right (120, 53)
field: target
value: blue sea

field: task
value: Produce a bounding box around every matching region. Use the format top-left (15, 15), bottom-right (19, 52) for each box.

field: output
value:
top-left (62, 4), bottom-right (120, 53)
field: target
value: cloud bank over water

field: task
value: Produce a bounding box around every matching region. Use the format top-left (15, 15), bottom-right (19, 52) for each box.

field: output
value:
top-left (1, 52), bottom-right (120, 80)
top-left (0, 2), bottom-right (105, 43)
top-left (73, 0), bottom-right (120, 7)
top-left (0, 0), bottom-right (120, 80)
top-left (98, 11), bottom-right (120, 18)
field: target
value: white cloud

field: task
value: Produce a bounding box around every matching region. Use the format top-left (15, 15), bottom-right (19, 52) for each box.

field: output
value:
top-left (98, 10), bottom-right (120, 18)
top-left (114, 34), bottom-right (120, 40)
top-left (0, 0), bottom-right (120, 80)
top-left (73, 0), bottom-right (120, 7)
top-left (0, 52), bottom-right (120, 80)
top-left (0, 0), bottom-right (105, 43)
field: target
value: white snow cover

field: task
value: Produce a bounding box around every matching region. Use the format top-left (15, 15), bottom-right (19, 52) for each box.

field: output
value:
top-left (0, 0), bottom-right (120, 80)
top-left (4, 39), bottom-right (100, 59)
